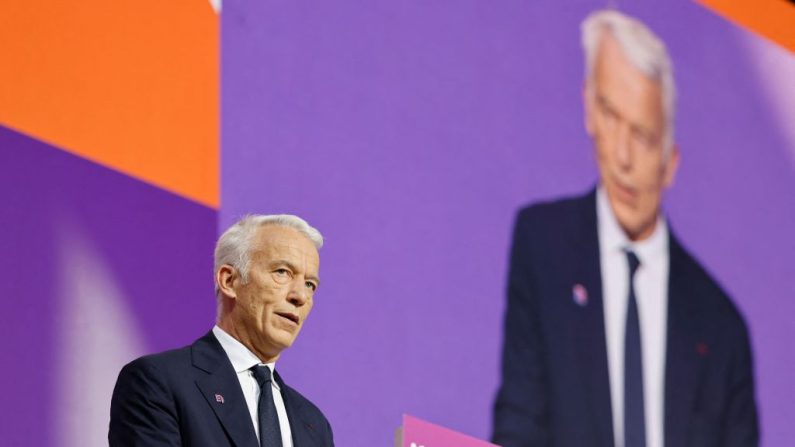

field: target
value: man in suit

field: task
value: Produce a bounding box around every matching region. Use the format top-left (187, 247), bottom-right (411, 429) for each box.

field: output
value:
top-left (492, 10), bottom-right (758, 447)
top-left (110, 214), bottom-right (334, 446)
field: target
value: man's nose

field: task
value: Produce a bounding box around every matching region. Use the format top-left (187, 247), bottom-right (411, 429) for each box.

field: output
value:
top-left (615, 124), bottom-right (633, 169)
top-left (287, 279), bottom-right (309, 306)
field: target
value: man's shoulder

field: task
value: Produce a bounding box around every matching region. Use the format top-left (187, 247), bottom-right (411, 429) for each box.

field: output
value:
top-left (124, 344), bottom-right (193, 371)
top-left (117, 334), bottom-right (211, 385)
top-left (512, 189), bottom-right (595, 241)
top-left (517, 190), bottom-right (592, 220)
top-left (115, 345), bottom-right (191, 391)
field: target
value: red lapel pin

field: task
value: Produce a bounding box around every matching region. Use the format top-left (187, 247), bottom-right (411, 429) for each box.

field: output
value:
top-left (215, 394), bottom-right (225, 404)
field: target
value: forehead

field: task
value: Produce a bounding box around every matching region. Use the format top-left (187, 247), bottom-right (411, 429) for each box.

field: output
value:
top-left (251, 225), bottom-right (319, 266)
top-left (593, 34), bottom-right (663, 119)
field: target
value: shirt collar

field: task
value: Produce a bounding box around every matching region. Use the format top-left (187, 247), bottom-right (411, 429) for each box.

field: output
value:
top-left (212, 325), bottom-right (279, 388)
top-left (596, 185), bottom-right (668, 265)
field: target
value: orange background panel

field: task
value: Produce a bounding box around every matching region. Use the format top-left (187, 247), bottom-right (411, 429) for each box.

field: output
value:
top-left (0, 0), bottom-right (219, 208)
top-left (697, 0), bottom-right (795, 53)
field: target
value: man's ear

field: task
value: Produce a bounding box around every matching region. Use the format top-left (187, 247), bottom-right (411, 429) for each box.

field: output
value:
top-left (216, 264), bottom-right (239, 299)
top-left (663, 144), bottom-right (680, 188)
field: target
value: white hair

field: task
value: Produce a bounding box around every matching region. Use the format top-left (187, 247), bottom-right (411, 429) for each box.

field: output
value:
top-left (581, 9), bottom-right (676, 152)
top-left (213, 214), bottom-right (323, 308)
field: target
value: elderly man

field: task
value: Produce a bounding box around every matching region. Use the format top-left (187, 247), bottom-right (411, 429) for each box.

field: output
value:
top-left (492, 10), bottom-right (758, 447)
top-left (110, 215), bottom-right (334, 446)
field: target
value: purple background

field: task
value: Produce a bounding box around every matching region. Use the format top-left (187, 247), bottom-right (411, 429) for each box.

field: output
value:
top-left (222, 0), bottom-right (794, 445)
top-left (0, 126), bottom-right (217, 445)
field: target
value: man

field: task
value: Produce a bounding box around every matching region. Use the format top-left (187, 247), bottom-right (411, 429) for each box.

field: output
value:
top-left (110, 215), bottom-right (334, 446)
top-left (492, 10), bottom-right (758, 447)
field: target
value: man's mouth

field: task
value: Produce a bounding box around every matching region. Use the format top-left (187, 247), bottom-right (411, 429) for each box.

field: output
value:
top-left (611, 177), bottom-right (637, 206)
top-left (275, 312), bottom-right (299, 325)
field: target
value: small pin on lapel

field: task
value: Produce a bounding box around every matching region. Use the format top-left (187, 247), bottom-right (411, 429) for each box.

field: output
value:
top-left (215, 393), bottom-right (225, 404)
top-left (572, 283), bottom-right (588, 306)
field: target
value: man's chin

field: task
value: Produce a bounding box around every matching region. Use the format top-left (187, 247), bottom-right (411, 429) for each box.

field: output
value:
top-left (272, 331), bottom-right (298, 349)
top-left (616, 214), bottom-right (658, 242)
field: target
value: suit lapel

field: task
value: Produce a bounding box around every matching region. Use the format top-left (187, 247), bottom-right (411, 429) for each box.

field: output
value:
top-left (192, 332), bottom-right (259, 447)
top-left (275, 372), bottom-right (322, 446)
top-left (664, 234), bottom-right (706, 447)
top-left (573, 190), bottom-right (614, 447)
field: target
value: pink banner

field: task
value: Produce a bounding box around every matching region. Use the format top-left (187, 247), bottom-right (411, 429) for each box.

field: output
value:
top-left (399, 414), bottom-right (497, 447)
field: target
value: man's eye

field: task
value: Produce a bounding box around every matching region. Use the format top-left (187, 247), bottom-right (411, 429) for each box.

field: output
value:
top-left (274, 269), bottom-right (290, 277)
top-left (601, 105), bottom-right (618, 121)
top-left (305, 282), bottom-right (317, 292)
top-left (632, 129), bottom-right (657, 150)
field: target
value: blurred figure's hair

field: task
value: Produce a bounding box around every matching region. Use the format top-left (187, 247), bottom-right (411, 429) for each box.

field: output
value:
top-left (582, 9), bottom-right (676, 152)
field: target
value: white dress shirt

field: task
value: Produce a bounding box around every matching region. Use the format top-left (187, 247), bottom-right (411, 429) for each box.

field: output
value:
top-left (597, 187), bottom-right (668, 447)
top-left (212, 325), bottom-right (293, 446)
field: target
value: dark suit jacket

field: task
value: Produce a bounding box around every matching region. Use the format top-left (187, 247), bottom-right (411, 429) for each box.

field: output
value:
top-left (492, 190), bottom-right (758, 447)
top-left (109, 331), bottom-right (334, 446)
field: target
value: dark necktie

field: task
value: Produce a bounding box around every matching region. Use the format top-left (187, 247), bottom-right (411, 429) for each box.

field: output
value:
top-left (251, 365), bottom-right (283, 447)
top-left (624, 250), bottom-right (645, 447)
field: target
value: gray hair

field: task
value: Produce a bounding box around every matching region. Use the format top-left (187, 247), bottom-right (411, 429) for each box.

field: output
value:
top-left (581, 9), bottom-right (676, 152)
top-left (213, 214), bottom-right (323, 303)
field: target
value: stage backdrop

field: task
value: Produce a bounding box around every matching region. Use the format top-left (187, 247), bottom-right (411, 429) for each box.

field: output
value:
top-left (2, 0), bottom-right (793, 446)
top-left (1, 1), bottom-right (218, 446)
top-left (222, 0), bottom-right (793, 445)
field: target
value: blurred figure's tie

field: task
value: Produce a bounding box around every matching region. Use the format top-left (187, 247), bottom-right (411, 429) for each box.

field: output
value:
top-left (251, 365), bottom-right (283, 447)
top-left (624, 250), bottom-right (645, 447)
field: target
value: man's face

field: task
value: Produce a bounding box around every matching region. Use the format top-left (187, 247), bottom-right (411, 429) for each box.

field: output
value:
top-left (229, 226), bottom-right (320, 360)
top-left (584, 33), bottom-right (679, 241)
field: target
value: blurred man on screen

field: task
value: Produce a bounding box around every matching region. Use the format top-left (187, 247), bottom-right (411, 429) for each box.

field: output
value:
top-left (492, 10), bottom-right (758, 447)
top-left (110, 214), bottom-right (334, 446)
